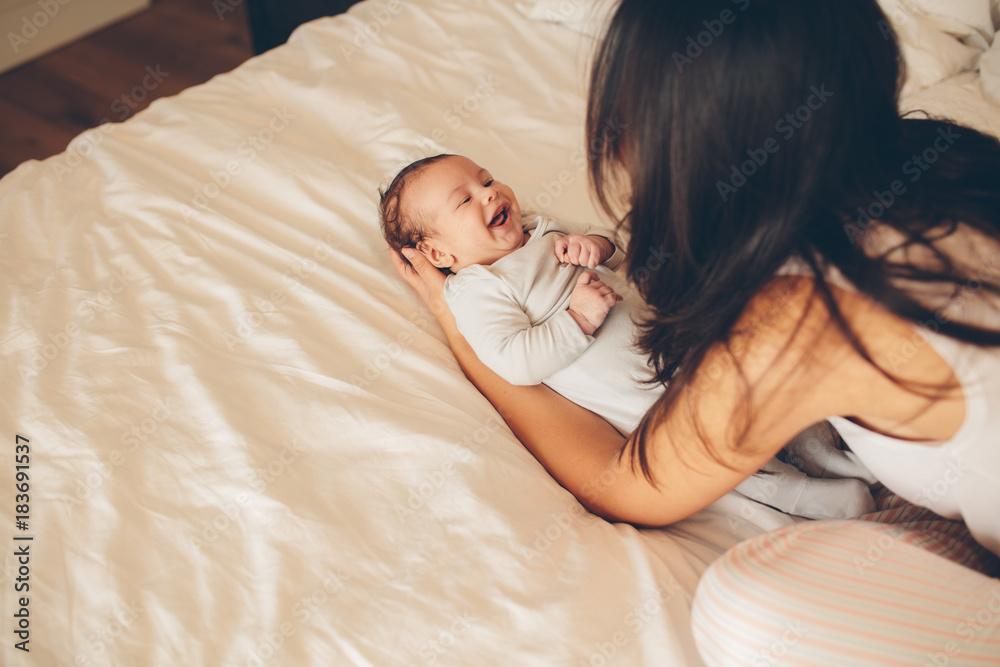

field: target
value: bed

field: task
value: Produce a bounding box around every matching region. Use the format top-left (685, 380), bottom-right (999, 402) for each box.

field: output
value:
top-left (2, 0), bottom-right (998, 664)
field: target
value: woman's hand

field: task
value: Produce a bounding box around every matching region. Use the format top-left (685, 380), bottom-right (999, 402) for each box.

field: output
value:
top-left (389, 241), bottom-right (748, 527)
top-left (391, 248), bottom-right (447, 314)
top-left (390, 245), bottom-right (642, 523)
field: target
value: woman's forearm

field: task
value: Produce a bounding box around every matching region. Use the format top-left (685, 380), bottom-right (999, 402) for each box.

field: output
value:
top-left (436, 305), bottom-right (637, 519)
top-left (392, 253), bottom-right (847, 528)
top-left (392, 248), bottom-right (663, 522)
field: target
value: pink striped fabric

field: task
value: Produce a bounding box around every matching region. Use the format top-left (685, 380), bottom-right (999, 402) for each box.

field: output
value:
top-left (857, 488), bottom-right (1000, 575)
top-left (692, 489), bottom-right (1000, 666)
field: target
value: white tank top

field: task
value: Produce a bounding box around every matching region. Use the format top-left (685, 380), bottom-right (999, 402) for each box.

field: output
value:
top-left (828, 330), bottom-right (1000, 557)
top-left (779, 257), bottom-right (1000, 556)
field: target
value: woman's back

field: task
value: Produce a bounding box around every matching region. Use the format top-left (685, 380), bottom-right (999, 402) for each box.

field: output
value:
top-left (585, 0), bottom-right (1000, 511)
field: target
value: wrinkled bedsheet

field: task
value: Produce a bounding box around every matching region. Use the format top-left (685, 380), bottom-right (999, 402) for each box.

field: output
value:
top-left (2, 0), bottom-right (997, 664)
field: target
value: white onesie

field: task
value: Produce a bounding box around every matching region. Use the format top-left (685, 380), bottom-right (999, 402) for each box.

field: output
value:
top-left (443, 213), bottom-right (660, 435)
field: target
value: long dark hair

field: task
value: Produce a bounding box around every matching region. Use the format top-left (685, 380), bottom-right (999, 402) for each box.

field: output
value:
top-left (587, 0), bottom-right (1000, 480)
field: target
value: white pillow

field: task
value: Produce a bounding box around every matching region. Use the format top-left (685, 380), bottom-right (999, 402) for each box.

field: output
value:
top-left (515, 0), bottom-right (998, 105)
top-left (878, 0), bottom-right (994, 99)
top-left (514, 0), bottom-right (616, 38)
top-left (981, 36), bottom-right (1000, 105)
top-left (899, 72), bottom-right (1000, 138)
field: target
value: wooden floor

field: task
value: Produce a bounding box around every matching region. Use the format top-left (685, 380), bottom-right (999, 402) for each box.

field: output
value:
top-left (0, 0), bottom-right (253, 178)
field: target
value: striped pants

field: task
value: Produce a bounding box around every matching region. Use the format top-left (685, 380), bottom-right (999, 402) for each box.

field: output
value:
top-left (692, 491), bottom-right (1000, 666)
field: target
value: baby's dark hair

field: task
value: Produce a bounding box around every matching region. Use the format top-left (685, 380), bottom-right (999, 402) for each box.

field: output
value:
top-left (378, 153), bottom-right (452, 258)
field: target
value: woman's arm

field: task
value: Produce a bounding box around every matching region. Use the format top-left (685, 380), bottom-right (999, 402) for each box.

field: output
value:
top-left (393, 250), bottom-right (635, 519)
top-left (393, 248), bottom-right (781, 524)
top-left (394, 244), bottom-right (969, 526)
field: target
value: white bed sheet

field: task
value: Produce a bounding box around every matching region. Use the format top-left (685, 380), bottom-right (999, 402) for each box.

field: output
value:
top-left (0, 2), bottom-right (797, 664)
top-left (3, 0), bottom-right (995, 664)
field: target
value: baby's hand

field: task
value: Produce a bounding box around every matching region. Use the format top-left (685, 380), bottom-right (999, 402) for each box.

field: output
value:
top-left (554, 234), bottom-right (612, 269)
top-left (568, 271), bottom-right (622, 335)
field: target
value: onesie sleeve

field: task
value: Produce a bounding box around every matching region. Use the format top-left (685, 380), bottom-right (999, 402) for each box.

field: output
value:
top-left (445, 269), bottom-right (593, 386)
top-left (598, 240), bottom-right (625, 271)
top-left (582, 225), bottom-right (625, 271)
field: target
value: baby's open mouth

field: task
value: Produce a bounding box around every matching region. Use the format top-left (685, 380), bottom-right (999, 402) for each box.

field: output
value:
top-left (489, 207), bottom-right (508, 228)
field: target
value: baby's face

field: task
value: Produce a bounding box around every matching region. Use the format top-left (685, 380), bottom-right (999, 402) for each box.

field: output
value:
top-left (411, 155), bottom-right (523, 271)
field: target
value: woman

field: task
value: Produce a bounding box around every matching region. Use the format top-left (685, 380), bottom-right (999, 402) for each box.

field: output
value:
top-left (394, 0), bottom-right (1000, 662)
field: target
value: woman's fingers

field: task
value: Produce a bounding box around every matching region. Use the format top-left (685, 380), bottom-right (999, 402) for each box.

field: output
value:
top-left (401, 248), bottom-right (430, 275)
top-left (391, 248), bottom-right (446, 308)
top-left (390, 249), bottom-right (420, 287)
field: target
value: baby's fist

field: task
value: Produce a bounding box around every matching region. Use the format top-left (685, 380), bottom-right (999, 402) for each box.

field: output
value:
top-left (568, 271), bottom-right (622, 335)
top-left (554, 234), bottom-right (611, 269)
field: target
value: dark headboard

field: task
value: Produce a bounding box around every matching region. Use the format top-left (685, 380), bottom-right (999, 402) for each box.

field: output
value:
top-left (246, 0), bottom-right (365, 54)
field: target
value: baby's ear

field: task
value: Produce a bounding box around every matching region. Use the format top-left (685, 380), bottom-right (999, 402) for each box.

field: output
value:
top-left (416, 240), bottom-right (455, 269)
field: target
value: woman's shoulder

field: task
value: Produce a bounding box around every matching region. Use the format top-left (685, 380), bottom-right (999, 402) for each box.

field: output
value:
top-left (737, 272), bottom-right (920, 376)
top-left (735, 274), bottom-right (965, 441)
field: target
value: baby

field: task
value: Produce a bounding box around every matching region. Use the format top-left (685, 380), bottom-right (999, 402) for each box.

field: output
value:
top-left (380, 153), bottom-right (876, 520)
